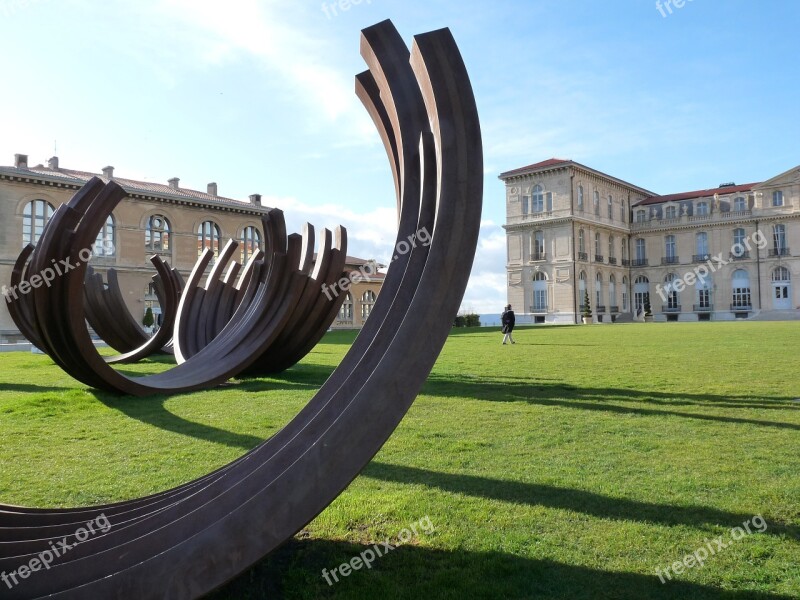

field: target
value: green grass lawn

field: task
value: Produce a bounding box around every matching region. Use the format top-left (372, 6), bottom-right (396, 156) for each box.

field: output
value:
top-left (1, 322), bottom-right (798, 599)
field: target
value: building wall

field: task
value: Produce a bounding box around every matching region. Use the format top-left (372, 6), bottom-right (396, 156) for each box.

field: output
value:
top-left (503, 163), bottom-right (800, 323)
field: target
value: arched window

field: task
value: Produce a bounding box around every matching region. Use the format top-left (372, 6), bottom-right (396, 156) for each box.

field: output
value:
top-left (577, 186), bottom-right (584, 211)
top-left (361, 290), bottom-right (376, 320)
top-left (578, 229), bottom-right (585, 254)
top-left (664, 273), bottom-right (680, 310)
top-left (145, 215), bottom-right (171, 253)
top-left (198, 221), bottom-right (221, 257)
top-left (240, 226), bottom-right (262, 263)
top-left (695, 232), bottom-right (708, 259)
top-left (608, 195), bottom-right (613, 219)
top-left (773, 266), bottom-right (791, 282)
top-left (578, 271), bottom-right (587, 308)
top-left (532, 272), bottom-right (547, 311)
top-left (634, 275), bottom-right (649, 311)
top-left (622, 276), bottom-right (629, 311)
top-left (594, 232), bottom-right (601, 257)
top-left (731, 269), bottom-right (751, 308)
top-left (94, 214), bottom-right (115, 257)
top-left (733, 197), bottom-right (746, 212)
top-left (593, 191), bottom-right (600, 215)
top-left (636, 209), bottom-right (646, 223)
top-left (532, 185), bottom-right (544, 213)
top-left (608, 235), bottom-right (615, 259)
top-left (339, 293), bottom-right (353, 322)
top-left (23, 199), bottom-right (55, 246)
top-left (732, 228), bottom-right (747, 257)
top-left (620, 199), bottom-right (627, 222)
top-left (532, 230), bottom-right (545, 260)
top-left (772, 224), bottom-right (787, 256)
top-left (621, 238), bottom-right (628, 263)
top-left (665, 205), bottom-right (677, 219)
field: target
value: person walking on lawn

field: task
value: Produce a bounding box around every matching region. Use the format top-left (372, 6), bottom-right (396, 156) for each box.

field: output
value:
top-left (501, 304), bottom-right (516, 345)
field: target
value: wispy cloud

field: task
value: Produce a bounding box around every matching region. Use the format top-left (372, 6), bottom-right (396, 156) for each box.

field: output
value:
top-left (152, 0), bottom-right (376, 144)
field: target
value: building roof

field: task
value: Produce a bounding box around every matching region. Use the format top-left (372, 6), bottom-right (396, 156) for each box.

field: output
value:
top-left (0, 159), bottom-right (270, 214)
top-left (498, 158), bottom-right (570, 178)
top-left (634, 183), bottom-right (760, 207)
top-left (499, 158), bottom-right (656, 196)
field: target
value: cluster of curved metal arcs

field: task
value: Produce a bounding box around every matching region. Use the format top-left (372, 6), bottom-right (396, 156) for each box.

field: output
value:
top-left (7, 177), bottom-right (350, 394)
top-left (0, 20), bottom-right (482, 599)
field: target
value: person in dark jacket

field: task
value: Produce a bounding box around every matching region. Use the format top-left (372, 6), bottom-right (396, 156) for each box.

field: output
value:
top-left (501, 304), bottom-right (516, 344)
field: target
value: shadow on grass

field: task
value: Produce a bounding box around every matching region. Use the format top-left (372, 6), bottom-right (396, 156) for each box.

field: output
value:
top-left (421, 375), bottom-right (800, 430)
top-left (95, 392), bottom-right (265, 451)
top-left (208, 537), bottom-right (795, 600)
top-left (0, 383), bottom-right (70, 393)
top-left (362, 463), bottom-right (799, 541)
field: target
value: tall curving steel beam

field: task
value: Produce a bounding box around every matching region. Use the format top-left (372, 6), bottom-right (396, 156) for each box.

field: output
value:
top-left (0, 20), bottom-right (482, 599)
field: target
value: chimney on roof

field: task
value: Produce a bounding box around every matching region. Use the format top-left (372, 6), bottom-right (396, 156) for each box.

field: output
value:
top-left (168, 177), bottom-right (180, 190)
top-left (47, 156), bottom-right (59, 170)
top-left (14, 154), bottom-right (28, 168)
top-left (207, 182), bottom-right (218, 197)
top-left (102, 166), bottom-right (114, 179)
top-left (249, 194), bottom-right (262, 207)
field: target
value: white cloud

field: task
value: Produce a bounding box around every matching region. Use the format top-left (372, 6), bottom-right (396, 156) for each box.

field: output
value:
top-left (152, 0), bottom-right (376, 144)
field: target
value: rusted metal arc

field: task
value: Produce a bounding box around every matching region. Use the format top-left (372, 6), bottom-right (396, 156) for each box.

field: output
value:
top-left (5, 245), bottom-right (44, 349)
top-left (0, 20), bottom-right (482, 600)
top-left (103, 259), bottom-right (182, 365)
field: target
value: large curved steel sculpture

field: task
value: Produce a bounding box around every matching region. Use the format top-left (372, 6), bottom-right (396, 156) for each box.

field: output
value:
top-left (0, 20), bottom-right (482, 598)
top-left (6, 193), bottom-right (348, 394)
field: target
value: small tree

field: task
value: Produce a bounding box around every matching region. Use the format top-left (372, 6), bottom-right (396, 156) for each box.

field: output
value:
top-left (582, 290), bottom-right (592, 319)
top-left (143, 307), bottom-right (155, 329)
top-left (453, 315), bottom-right (466, 328)
top-left (465, 313), bottom-right (481, 327)
top-left (643, 293), bottom-right (652, 317)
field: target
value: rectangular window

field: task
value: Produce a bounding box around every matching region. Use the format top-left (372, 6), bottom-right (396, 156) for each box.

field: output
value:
top-left (732, 286), bottom-right (751, 308)
top-left (636, 239), bottom-right (646, 261)
top-left (699, 289), bottom-right (710, 308)
top-left (533, 290), bottom-right (547, 311)
top-left (665, 236), bottom-right (676, 259)
top-left (773, 191), bottom-right (784, 207)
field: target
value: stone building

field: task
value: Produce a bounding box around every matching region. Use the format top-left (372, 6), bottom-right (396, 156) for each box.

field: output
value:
top-left (0, 154), bottom-right (383, 341)
top-left (501, 159), bottom-right (800, 323)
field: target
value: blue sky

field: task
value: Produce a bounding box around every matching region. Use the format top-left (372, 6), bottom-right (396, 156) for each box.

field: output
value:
top-left (1, 0), bottom-right (798, 313)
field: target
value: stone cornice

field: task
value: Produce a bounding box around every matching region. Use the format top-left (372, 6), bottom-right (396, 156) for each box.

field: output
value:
top-left (0, 170), bottom-right (271, 217)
